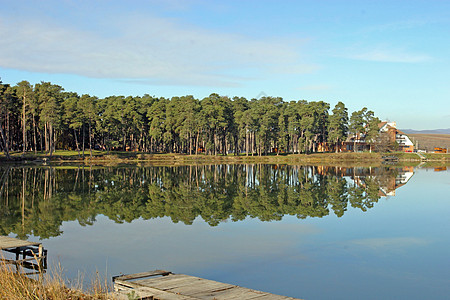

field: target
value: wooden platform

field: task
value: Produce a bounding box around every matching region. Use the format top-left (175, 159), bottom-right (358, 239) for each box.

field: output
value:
top-left (0, 235), bottom-right (47, 273)
top-left (0, 236), bottom-right (42, 250)
top-left (113, 270), bottom-right (301, 300)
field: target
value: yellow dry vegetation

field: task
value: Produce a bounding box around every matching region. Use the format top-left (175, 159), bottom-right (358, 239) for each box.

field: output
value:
top-left (0, 260), bottom-right (111, 300)
top-left (408, 134), bottom-right (450, 151)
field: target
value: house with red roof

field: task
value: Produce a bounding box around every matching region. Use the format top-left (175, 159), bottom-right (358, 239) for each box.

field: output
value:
top-left (379, 121), bottom-right (414, 152)
top-left (337, 121), bottom-right (415, 152)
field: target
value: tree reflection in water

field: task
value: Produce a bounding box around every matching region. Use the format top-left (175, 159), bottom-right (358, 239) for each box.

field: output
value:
top-left (0, 164), bottom-right (413, 239)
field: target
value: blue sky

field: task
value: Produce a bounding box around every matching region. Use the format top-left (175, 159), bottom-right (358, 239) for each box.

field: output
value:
top-left (1, 0), bottom-right (449, 130)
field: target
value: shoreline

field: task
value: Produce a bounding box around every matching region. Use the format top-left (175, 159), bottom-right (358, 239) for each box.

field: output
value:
top-left (1, 151), bottom-right (449, 167)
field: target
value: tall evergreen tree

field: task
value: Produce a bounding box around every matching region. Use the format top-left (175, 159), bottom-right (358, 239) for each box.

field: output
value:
top-left (0, 80), bottom-right (12, 158)
top-left (78, 94), bottom-right (98, 157)
top-left (349, 108), bottom-right (366, 152)
top-left (15, 81), bottom-right (33, 154)
top-left (363, 110), bottom-right (381, 152)
top-left (35, 82), bottom-right (63, 156)
top-left (0, 78), bottom-right (385, 156)
top-left (328, 101), bottom-right (348, 152)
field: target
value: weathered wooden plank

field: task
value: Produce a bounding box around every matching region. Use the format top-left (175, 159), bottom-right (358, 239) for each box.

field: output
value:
top-left (167, 279), bottom-right (234, 296)
top-left (201, 286), bottom-right (269, 300)
top-left (250, 294), bottom-right (299, 299)
top-left (0, 236), bottom-right (41, 250)
top-left (177, 286), bottom-right (246, 300)
top-left (113, 284), bottom-right (148, 300)
top-left (115, 279), bottom-right (196, 299)
top-left (114, 269), bottom-right (172, 281)
top-left (113, 270), bottom-right (303, 300)
top-left (138, 274), bottom-right (191, 286)
top-left (188, 284), bottom-right (237, 299)
top-left (220, 288), bottom-right (300, 300)
top-left (117, 285), bottom-right (193, 300)
top-left (182, 280), bottom-right (234, 293)
top-left (148, 276), bottom-right (204, 290)
top-left (139, 274), bottom-right (199, 291)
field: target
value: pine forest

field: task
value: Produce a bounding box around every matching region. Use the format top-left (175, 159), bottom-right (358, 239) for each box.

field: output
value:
top-left (0, 80), bottom-right (381, 157)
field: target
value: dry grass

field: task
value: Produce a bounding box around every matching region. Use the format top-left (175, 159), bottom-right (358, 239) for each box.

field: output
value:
top-left (0, 259), bottom-right (112, 300)
top-left (409, 134), bottom-right (450, 151)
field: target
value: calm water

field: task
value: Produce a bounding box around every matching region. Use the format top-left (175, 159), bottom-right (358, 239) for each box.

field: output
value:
top-left (0, 164), bottom-right (449, 299)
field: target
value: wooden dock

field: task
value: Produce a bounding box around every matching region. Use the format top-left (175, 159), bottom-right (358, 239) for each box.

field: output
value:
top-left (113, 270), bottom-right (301, 300)
top-left (0, 235), bottom-right (47, 273)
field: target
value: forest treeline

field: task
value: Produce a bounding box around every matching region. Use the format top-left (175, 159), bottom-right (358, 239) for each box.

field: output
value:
top-left (0, 165), bottom-right (395, 239)
top-left (0, 79), bottom-right (381, 158)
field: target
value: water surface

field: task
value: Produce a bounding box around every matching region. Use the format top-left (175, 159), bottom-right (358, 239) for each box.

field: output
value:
top-left (0, 164), bottom-right (448, 299)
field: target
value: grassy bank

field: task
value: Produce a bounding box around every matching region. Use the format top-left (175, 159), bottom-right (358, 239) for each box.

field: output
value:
top-left (1, 150), bottom-right (449, 166)
top-left (0, 261), bottom-right (110, 300)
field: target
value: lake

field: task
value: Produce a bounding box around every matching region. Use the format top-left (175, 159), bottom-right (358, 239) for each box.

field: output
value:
top-left (0, 164), bottom-right (449, 299)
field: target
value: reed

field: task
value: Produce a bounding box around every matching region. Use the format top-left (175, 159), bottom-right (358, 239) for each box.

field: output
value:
top-left (0, 259), bottom-right (112, 299)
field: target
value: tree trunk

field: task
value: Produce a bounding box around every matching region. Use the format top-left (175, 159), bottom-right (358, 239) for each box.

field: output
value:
top-left (213, 132), bottom-right (216, 155)
top-left (195, 129), bottom-right (200, 155)
top-left (123, 130), bottom-right (126, 151)
top-left (251, 132), bottom-right (254, 156)
top-left (49, 123), bottom-right (53, 156)
top-left (6, 111), bottom-right (10, 151)
top-left (0, 122), bottom-right (11, 159)
top-left (40, 129), bottom-right (44, 152)
top-left (32, 114), bottom-right (37, 153)
top-left (224, 135), bottom-right (228, 155)
top-left (189, 131), bottom-right (192, 155)
top-left (259, 139), bottom-right (262, 156)
top-left (246, 126), bottom-right (249, 156)
top-left (44, 122), bottom-right (48, 153)
top-left (139, 127), bottom-right (144, 152)
top-left (22, 92), bottom-right (26, 154)
top-left (150, 136), bottom-right (154, 153)
top-left (89, 119), bottom-right (92, 158)
top-left (82, 123), bottom-right (85, 157)
top-left (74, 128), bottom-right (81, 157)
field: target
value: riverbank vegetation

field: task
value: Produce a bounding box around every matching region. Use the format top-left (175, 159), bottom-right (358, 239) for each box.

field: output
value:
top-left (1, 79), bottom-right (383, 159)
top-left (0, 260), bottom-right (109, 299)
top-left (1, 150), bottom-right (449, 166)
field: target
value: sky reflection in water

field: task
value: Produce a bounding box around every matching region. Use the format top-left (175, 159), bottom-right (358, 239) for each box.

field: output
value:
top-left (1, 165), bottom-right (449, 299)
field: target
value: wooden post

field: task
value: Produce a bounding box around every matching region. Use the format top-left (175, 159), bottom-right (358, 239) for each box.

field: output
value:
top-left (38, 244), bottom-right (43, 269)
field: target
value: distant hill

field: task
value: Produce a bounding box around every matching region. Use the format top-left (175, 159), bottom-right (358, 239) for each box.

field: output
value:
top-left (401, 128), bottom-right (450, 134)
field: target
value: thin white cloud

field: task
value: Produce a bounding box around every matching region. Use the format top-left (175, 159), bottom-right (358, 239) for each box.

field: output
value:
top-left (0, 14), bottom-right (313, 87)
